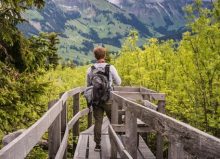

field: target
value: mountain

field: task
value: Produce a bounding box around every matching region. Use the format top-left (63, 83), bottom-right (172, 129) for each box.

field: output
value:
top-left (107, 0), bottom-right (212, 36)
top-left (19, 0), bottom-right (156, 65)
top-left (19, 0), bottom-right (211, 64)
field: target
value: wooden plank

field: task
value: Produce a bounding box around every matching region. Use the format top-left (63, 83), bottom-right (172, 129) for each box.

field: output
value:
top-left (120, 135), bottom-right (154, 159)
top-left (114, 92), bottom-right (165, 101)
top-left (108, 125), bottom-right (132, 159)
top-left (156, 100), bottom-right (165, 159)
top-left (101, 135), bottom-right (111, 159)
top-left (60, 92), bottom-right (67, 159)
top-left (68, 109), bottom-right (90, 129)
top-left (137, 119), bottom-right (147, 127)
top-left (111, 92), bottom-right (220, 158)
top-left (112, 124), bottom-right (152, 133)
top-left (74, 135), bottom-right (88, 159)
top-left (140, 87), bottom-right (157, 93)
top-left (125, 109), bottom-right (137, 159)
top-left (168, 138), bottom-right (184, 159)
top-left (111, 98), bottom-right (119, 124)
top-left (60, 92), bottom-right (69, 104)
top-left (55, 127), bottom-right (69, 159)
top-left (142, 93), bottom-right (166, 101)
top-left (73, 93), bottom-right (80, 154)
top-left (88, 135), bottom-right (101, 159)
top-left (0, 100), bottom-right (63, 159)
top-left (101, 118), bottom-right (110, 134)
top-left (48, 100), bottom-right (61, 159)
top-left (116, 92), bottom-right (143, 100)
top-left (67, 87), bottom-right (84, 97)
top-left (138, 136), bottom-right (155, 159)
top-left (113, 86), bottom-right (141, 92)
top-left (141, 100), bottom-right (157, 111)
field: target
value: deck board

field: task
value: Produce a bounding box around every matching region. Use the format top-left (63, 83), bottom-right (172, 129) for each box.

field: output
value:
top-left (88, 135), bottom-right (101, 159)
top-left (119, 135), bottom-right (155, 159)
top-left (101, 135), bottom-right (111, 159)
top-left (74, 117), bottom-right (155, 159)
top-left (74, 135), bottom-right (88, 159)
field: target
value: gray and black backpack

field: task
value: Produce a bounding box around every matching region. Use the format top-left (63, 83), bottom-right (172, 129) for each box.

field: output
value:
top-left (90, 64), bottom-right (111, 107)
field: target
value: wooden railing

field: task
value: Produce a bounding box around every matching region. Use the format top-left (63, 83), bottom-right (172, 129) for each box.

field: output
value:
top-left (110, 86), bottom-right (220, 159)
top-left (0, 86), bottom-right (220, 159)
top-left (0, 87), bottom-right (93, 159)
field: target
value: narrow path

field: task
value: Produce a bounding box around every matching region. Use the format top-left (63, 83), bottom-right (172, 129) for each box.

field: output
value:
top-left (74, 117), bottom-right (155, 159)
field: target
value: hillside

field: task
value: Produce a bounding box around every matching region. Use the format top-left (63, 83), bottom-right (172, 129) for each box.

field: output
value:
top-left (108, 0), bottom-right (212, 36)
top-left (19, 0), bottom-right (156, 65)
top-left (19, 0), bottom-right (211, 64)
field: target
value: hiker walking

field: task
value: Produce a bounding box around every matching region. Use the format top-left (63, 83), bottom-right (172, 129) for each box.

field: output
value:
top-left (86, 46), bottom-right (121, 151)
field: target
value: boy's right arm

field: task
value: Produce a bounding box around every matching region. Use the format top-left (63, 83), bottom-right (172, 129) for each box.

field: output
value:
top-left (111, 65), bottom-right (121, 86)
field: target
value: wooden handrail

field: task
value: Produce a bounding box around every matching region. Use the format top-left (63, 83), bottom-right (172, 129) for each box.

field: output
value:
top-left (111, 91), bottom-right (220, 158)
top-left (108, 125), bottom-right (133, 159)
top-left (0, 87), bottom-right (84, 159)
top-left (1, 86), bottom-right (219, 159)
top-left (55, 108), bottom-right (90, 159)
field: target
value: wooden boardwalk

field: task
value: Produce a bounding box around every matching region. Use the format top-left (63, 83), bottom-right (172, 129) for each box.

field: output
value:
top-left (0, 86), bottom-right (220, 159)
top-left (74, 117), bottom-right (155, 159)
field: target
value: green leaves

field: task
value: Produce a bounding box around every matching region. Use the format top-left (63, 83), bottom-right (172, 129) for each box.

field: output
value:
top-left (114, 0), bottom-right (220, 137)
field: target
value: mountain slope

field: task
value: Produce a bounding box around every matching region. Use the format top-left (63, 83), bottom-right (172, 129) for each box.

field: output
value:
top-left (108, 0), bottom-right (212, 36)
top-left (20, 0), bottom-right (156, 64)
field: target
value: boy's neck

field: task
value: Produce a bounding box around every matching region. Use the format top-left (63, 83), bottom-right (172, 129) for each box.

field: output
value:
top-left (97, 59), bottom-right (105, 63)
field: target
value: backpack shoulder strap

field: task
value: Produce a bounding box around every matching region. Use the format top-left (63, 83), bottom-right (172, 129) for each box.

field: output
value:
top-left (105, 64), bottom-right (110, 80)
top-left (91, 65), bottom-right (96, 72)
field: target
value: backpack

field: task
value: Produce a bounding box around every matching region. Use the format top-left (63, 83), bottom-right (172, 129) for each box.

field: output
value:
top-left (85, 64), bottom-right (111, 107)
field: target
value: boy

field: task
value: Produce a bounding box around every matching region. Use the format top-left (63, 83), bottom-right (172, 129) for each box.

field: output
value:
top-left (86, 46), bottom-right (121, 151)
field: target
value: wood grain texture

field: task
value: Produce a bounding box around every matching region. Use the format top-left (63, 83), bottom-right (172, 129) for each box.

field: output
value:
top-left (111, 92), bottom-right (220, 158)
top-left (59, 92), bottom-right (67, 159)
top-left (73, 135), bottom-right (88, 159)
top-left (88, 135), bottom-right (101, 159)
top-left (111, 98), bottom-right (119, 124)
top-left (112, 124), bottom-right (152, 133)
top-left (125, 109), bottom-right (137, 159)
top-left (141, 100), bottom-right (157, 111)
top-left (101, 135), bottom-right (111, 159)
top-left (0, 100), bottom-right (62, 159)
top-left (73, 93), bottom-right (80, 154)
top-left (156, 100), bottom-right (165, 159)
top-left (113, 86), bottom-right (141, 92)
top-left (108, 125), bottom-right (132, 159)
top-left (55, 127), bottom-right (69, 159)
top-left (48, 100), bottom-right (61, 159)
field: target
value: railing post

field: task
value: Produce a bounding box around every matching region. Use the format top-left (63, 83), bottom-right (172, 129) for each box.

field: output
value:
top-left (156, 100), bottom-right (165, 159)
top-left (111, 97), bottom-right (119, 124)
top-left (110, 137), bottom-right (118, 159)
top-left (125, 103), bottom-right (137, 159)
top-left (168, 137), bottom-right (184, 159)
top-left (110, 96), bottom-right (119, 158)
top-left (73, 93), bottom-right (80, 154)
top-left (48, 99), bottom-right (61, 159)
top-left (60, 93), bottom-right (67, 159)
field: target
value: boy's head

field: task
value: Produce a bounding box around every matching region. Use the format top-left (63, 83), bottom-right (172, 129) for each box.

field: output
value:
top-left (93, 46), bottom-right (106, 60)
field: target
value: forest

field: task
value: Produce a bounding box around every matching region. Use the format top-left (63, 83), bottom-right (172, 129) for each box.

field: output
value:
top-left (0, 0), bottom-right (219, 158)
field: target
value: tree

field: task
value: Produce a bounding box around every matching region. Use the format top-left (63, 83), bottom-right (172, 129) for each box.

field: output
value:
top-left (114, 0), bottom-right (220, 137)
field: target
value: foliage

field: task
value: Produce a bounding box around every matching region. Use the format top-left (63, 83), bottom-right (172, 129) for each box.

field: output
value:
top-left (114, 0), bottom-right (220, 137)
top-left (0, 0), bottom-right (61, 148)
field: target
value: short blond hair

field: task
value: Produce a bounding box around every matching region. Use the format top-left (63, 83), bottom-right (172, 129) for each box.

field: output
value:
top-left (93, 47), bottom-right (106, 60)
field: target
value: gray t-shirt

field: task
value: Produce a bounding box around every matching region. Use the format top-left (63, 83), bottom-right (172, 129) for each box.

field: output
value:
top-left (86, 63), bottom-right (121, 87)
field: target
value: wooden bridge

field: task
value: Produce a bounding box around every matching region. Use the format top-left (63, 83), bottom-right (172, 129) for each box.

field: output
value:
top-left (0, 86), bottom-right (220, 159)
